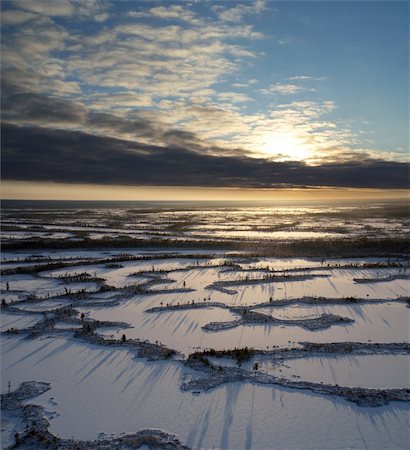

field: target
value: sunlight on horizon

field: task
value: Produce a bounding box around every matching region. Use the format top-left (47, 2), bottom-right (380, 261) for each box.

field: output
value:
top-left (2, 181), bottom-right (408, 202)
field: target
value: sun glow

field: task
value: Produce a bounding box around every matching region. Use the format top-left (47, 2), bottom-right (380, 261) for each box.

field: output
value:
top-left (3, 181), bottom-right (408, 201)
top-left (258, 132), bottom-right (312, 161)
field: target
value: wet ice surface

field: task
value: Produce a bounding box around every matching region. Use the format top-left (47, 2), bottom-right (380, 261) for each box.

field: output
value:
top-left (1, 335), bottom-right (409, 450)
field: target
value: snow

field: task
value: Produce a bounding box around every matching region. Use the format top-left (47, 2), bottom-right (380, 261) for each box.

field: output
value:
top-left (16, 301), bottom-right (68, 312)
top-left (1, 275), bottom-right (76, 298)
top-left (1, 412), bottom-right (22, 448)
top-left (256, 354), bottom-right (410, 389)
top-left (1, 311), bottom-right (42, 332)
top-left (2, 209), bottom-right (410, 450)
top-left (87, 300), bottom-right (409, 355)
top-left (1, 248), bottom-right (224, 263)
top-left (96, 305), bottom-right (241, 354)
top-left (192, 229), bottom-right (341, 240)
top-left (227, 270), bottom-right (409, 302)
top-left (2, 335), bottom-right (409, 450)
top-left (53, 322), bottom-right (82, 330)
top-left (44, 258), bottom-right (194, 289)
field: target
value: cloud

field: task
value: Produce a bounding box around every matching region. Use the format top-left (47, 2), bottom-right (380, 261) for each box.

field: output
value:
top-left (1, 0), bottom-right (405, 181)
top-left (289, 75), bottom-right (327, 81)
top-left (1, 86), bottom-right (215, 152)
top-left (11, 0), bottom-right (108, 19)
top-left (260, 83), bottom-right (314, 95)
top-left (14, 0), bottom-right (75, 17)
top-left (214, 0), bottom-right (267, 23)
top-left (1, 13), bottom-right (80, 97)
top-left (2, 123), bottom-right (408, 189)
top-left (94, 12), bottom-right (109, 22)
top-left (1, 88), bottom-right (88, 128)
top-left (2, 0), bottom-right (265, 102)
top-left (277, 37), bottom-right (291, 45)
top-left (87, 92), bottom-right (153, 110)
top-left (1, 3), bottom-right (262, 106)
top-left (217, 92), bottom-right (253, 103)
top-left (2, 82), bottom-right (390, 169)
top-left (127, 4), bottom-right (202, 25)
top-left (1, 10), bottom-right (39, 26)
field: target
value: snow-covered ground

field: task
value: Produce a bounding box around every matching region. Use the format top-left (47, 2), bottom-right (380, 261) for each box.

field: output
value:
top-left (253, 354), bottom-right (410, 389)
top-left (1, 335), bottom-right (409, 450)
top-left (1, 411), bottom-right (23, 448)
top-left (1, 203), bottom-right (409, 449)
top-left (1, 311), bottom-right (42, 332)
top-left (91, 300), bottom-right (409, 355)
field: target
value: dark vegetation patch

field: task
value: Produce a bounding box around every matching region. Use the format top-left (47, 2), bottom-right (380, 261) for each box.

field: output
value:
top-left (2, 236), bottom-right (409, 258)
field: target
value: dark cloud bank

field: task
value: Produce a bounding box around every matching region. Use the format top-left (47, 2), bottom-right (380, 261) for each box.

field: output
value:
top-left (1, 85), bottom-right (408, 189)
top-left (2, 122), bottom-right (408, 189)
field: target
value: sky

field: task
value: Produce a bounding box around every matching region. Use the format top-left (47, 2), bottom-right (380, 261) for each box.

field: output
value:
top-left (1, 0), bottom-right (409, 200)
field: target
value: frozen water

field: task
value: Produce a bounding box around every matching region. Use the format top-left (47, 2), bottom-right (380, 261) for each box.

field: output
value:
top-left (1, 311), bottom-right (42, 332)
top-left (89, 301), bottom-right (409, 354)
top-left (1, 412), bottom-right (23, 448)
top-left (255, 354), bottom-right (410, 389)
top-left (2, 203), bottom-right (409, 449)
top-left (2, 336), bottom-right (408, 450)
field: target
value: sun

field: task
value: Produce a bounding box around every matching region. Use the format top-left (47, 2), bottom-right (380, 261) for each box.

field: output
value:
top-left (258, 132), bottom-right (312, 161)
